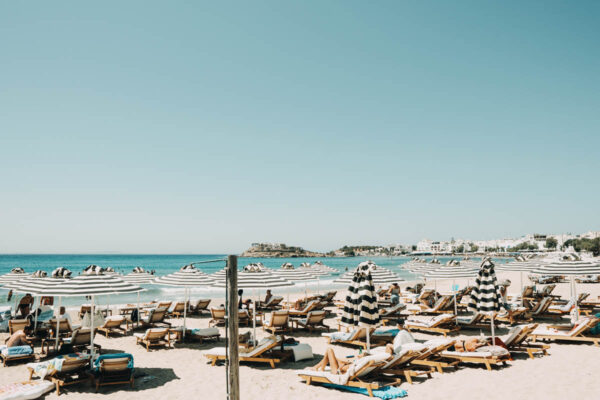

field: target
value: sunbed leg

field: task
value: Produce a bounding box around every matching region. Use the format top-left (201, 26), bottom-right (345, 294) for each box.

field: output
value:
top-left (526, 349), bottom-right (534, 359)
top-left (367, 386), bottom-right (373, 397)
top-left (485, 361), bottom-right (491, 371)
top-left (269, 360), bottom-right (275, 368)
top-left (404, 371), bottom-right (412, 384)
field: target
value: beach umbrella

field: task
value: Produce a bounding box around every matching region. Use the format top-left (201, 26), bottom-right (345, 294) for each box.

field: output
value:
top-left (426, 265), bottom-right (478, 314)
top-left (334, 262), bottom-right (403, 286)
top-left (123, 271), bottom-right (157, 327)
top-left (271, 269), bottom-right (319, 306)
top-left (495, 260), bottom-right (540, 306)
top-left (0, 268), bottom-right (30, 312)
top-left (468, 258), bottom-right (505, 345)
top-left (28, 271), bottom-right (142, 358)
top-left (531, 260), bottom-right (600, 319)
top-left (212, 270), bottom-right (294, 344)
top-left (3, 273), bottom-right (70, 349)
top-left (153, 266), bottom-right (215, 339)
top-left (340, 262), bottom-right (380, 352)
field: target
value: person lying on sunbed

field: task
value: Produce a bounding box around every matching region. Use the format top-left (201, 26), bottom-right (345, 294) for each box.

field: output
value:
top-left (450, 337), bottom-right (487, 352)
top-left (310, 344), bottom-right (394, 374)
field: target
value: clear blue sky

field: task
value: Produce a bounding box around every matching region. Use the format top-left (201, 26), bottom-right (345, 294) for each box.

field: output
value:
top-left (1, 1), bottom-right (598, 253)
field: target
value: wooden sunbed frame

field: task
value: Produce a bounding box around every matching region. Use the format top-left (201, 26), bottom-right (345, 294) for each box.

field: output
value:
top-left (325, 327), bottom-right (380, 350)
top-left (292, 311), bottom-right (329, 333)
top-left (410, 340), bottom-right (459, 373)
top-left (528, 317), bottom-right (600, 347)
top-left (298, 359), bottom-right (392, 397)
top-left (97, 317), bottom-right (129, 337)
top-left (88, 356), bottom-right (134, 392)
top-left (205, 338), bottom-right (289, 368)
top-left (31, 356), bottom-right (91, 395)
top-left (404, 315), bottom-right (460, 337)
top-left (504, 324), bottom-right (550, 359)
top-left (440, 351), bottom-right (510, 371)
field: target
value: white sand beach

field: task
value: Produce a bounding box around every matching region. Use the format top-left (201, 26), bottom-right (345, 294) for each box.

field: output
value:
top-left (1, 270), bottom-right (600, 400)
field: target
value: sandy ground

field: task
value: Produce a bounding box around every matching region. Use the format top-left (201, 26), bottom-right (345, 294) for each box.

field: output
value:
top-left (1, 270), bottom-right (600, 400)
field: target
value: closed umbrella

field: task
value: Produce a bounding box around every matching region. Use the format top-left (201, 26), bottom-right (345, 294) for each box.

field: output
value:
top-left (153, 266), bottom-right (214, 339)
top-left (340, 262), bottom-right (380, 352)
top-left (468, 258), bottom-right (505, 345)
top-left (334, 262), bottom-right (403, 286)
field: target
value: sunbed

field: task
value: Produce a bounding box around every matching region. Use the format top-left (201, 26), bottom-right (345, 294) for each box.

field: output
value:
top-left (263, 310), bottom-right (290, 334)
top-left (187, 327), bottom-right (221, 343)
top-left (405, 295), bottom-right (453, 315)
top-left (318, 291), bottom-right (337, 306)
top-left (440, 345), bottom-right (511, 371)
top-left (256, 296), bottom-right (284, 311)
top-left (39, 355), bottom-right (91, 395)
top-left (502, 324), bottom-right (549, 359)
top-left (204, 335), bottom-right (290, 368)
top-left (405, 338), bottom-right (459, 373)
top-left (97, 316), bottom-right (130, 337)
top-left (289, 300), bottom-right (321, 317)
top-left (167, 301), bottom-right (187, 319)
top-left (322, 327), bottom-right (377, 349)
top-left (404, 314), bottom-right (459, 337)
top-left (139, 308), bottom-right (171, 329)
top-left (528, 317), bottom-right (600, 346)
top-left (292, 311), bottom-right (329, 333)
top-left (0, 344), bottom-right (35, 367)
top-left (88, 353), bottom-right (134, 392)
top-left (379, 303), bottom-right (406, 325)
top-left (190, 299), bottom-right (211, 315)
top-left (297, 352), bottom-right (393, 397)
top-left (209, 308), bottom-right (226, 326)
top-left (134, 327), bottom-right (175, 351)
top-left (456, 313), bottom-right (488, 330)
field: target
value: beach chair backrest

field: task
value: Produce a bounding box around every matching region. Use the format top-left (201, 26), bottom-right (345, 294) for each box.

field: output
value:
top-left (50, 318), bottom-right (72, 333)
top-left (245, 337), bottom-right (280, 357)
top-left (532, 297), bottom-right (552, 314)
top-left (238, 309), bottom-right (250, 320)
top-left (302, 300), bottom-right (319, 313)
top-left (430, 314), bottom-right (454, 327)
top-left (268, 310), bottom-right (289, 327)
top-left (323, 291), bottom-right (336, 302)
top-left (522, 286), bottom-right (534, 298)
top-left (542, 284), bottom-right (556, 296)
top-left (417, 339), bottom-right (454, 359)
top-left (71, 329), bottom-right (92, 346)
top-left (196, 299), bottom-right (211, 310)
top-left (268, 296), bottom-right (283, 307)
top-left (151, 309), bottom-right (167, 323)
top-left (9, 319), bottom-right (29, 335)
top-left (105, 316), bottom-right (125, 327)
top-left (433, 295), bottom-right (451, 311)
top-left (173, 302), bottom-right (185, 312)
top-left (306, 310), bottom-right (326, 324)
top-left (383, 303), bottom-right (405, 316)
top-left (569, 318), bottom-right (597, 336)
top-left (348, 353), bottom-right (390, 379)
top-left (211, 308), bottom-right (226, 319)
top-left (578, 293), bottom-right (590, 303)
top-left (503, 325), bottom-right (525, 347)
top-left (100, 357), bottom-right (130, 372)
top-left (146, 328), bottom-right (168, 340)
top-left (60, 357), bottom-right (90, 373)
top-left (157, 301), bottom-right (172, 310)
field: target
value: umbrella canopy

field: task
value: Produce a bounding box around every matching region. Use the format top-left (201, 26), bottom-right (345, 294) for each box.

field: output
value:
top-left (495, 261), bottom-right (540, 272)
top-left (211, 269), bottom-right (294, 289)
top-left (271, 269), bottom-right (318, 282)
top-left (340, 262), bottom-right (380, 351)
top-left (2, 275), bottom-right (68, 295)
top-left (28, 272), bottom-right (143, 297)
top-left (122, 272), bottom-right (156, 284)
top-left (0, 268), bottom-right (29, 284)
top-left (309, 261), bottom-right (337, 274)
top-left (280, 263), bottom-right (294, 270)
top-left (51, 267), bottom-right (72, 278)
top-left (425, 265), bottom-right (479, 280)
top-left (468, 259), bottom-right (505, 314)
top-left (334, 261), bottom-right (403, 285)
top-left (153, 267), bottom-right (215, 287)
top-left (531, 261), bottom-right (600, 276)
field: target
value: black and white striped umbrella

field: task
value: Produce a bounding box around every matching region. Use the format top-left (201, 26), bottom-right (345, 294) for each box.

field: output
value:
top-left (0, 268), bottom-right (29, 284)
top-left (340, 262), bottom-right (380, 351)
top-left (334, 262), bottom-right (402, 285)
top-left (211, 269), bottom-right (294, 290)
top-left (531, 261), bottom-right (600, 276)
top-left (468, 258), bottom-right (505, 343)
top-left (2, 275), bottom-right (68, 295)
top-left (425, 265), bottom-right (479, 280)
top-left (122, 272), bottom-right (156, 284)
top-left (152, 266), bottom-right (215, 338)
top-left (468, 259), bottom-right (505, 314)
top-left (23, 273), bottom-right (144, 297)
top-left (271, 269), bottom-right (317, 282)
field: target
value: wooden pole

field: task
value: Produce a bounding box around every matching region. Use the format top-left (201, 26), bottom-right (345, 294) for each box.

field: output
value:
top-left (226, 255), bottom-right (240, 400)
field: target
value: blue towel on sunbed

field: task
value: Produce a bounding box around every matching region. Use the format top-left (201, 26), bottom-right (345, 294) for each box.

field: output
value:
top-left (590, 313), bottom-right (600, 335)
top-left (92, 353), bottom-right (134, 371)
top-left (374, 328), bottom-right (400, 337)
top-left (0, 345), bottom-right (33, 356)
top-left (323, 384), bottom-right (407, 399)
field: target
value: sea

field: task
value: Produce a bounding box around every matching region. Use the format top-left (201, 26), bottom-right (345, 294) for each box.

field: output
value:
top-left (0, 254), bottom-right (501, 308)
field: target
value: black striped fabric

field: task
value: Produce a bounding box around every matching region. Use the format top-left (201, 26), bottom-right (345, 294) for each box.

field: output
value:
top-left (340, 262), bottom-right (380, 327)
top-left (468, 259), bottom-right (505, 314)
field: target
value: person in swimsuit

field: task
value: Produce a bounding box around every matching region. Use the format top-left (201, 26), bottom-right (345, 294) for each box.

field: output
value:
top-left (6, 325), bottom-right (32, 348)
top-left (311, 344), bottom-right (394, 374)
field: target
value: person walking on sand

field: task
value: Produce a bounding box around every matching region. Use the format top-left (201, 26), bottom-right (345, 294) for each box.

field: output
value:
top-left (17, 293), bottom-right (33, 318)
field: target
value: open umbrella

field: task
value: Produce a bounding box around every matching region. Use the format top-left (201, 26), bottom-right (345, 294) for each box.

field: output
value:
top-left (212, 270), bottom-right (293, 345)
top-left (425, 265), bottom-right (478, 314)
top-left (531, 260), bottom-right (600, 319)
top-left (32, 271), bottom-right (143, 358)
top-left (153, 265), bottom-right (214, 339)
top-left (340, 262), bottom-right (380, 352)
top-left (468, 258), bottom-right (504, 345)
top-left (495, 260), bottom-right (540, 306)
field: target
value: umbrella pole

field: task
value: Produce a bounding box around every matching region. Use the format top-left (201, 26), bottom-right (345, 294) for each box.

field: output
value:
top-left (453, 280), bottom-right (457, 315)
top-left (183, 288), bottom-right (188, 340)
top-left (366, 327), bottom-right (370, 353)
top-left (137, 291), bottom-right (140, 329)
top-left (520, 270), bottom-right (524, 307)
top-left (490, 313), bottom-right (495, 346)
top-left (55, 296), bottom-right (62, 351)
top-left (91, 295), bottom-right (96, 359)
top-left (34, 296), bottom-right (39, 333)
top-left (252, 302), bottom-right (256, 347)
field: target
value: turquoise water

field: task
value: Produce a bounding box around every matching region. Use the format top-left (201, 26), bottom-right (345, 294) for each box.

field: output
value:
top-left (0, 254), bottom-right (495, 307)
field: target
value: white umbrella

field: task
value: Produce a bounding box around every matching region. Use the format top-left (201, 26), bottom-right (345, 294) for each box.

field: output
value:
top-left (495, 260), bottom-right (540, 306)
top-left (153, 266), bottom-right (215, 339)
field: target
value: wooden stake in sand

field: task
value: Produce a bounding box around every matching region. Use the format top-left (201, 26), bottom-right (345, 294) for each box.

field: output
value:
top-left (226, 255), bottom-right (240, 400)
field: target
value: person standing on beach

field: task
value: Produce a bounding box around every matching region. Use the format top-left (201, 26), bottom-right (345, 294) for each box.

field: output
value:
top-left (17, 293), bottom-right (33, 318)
